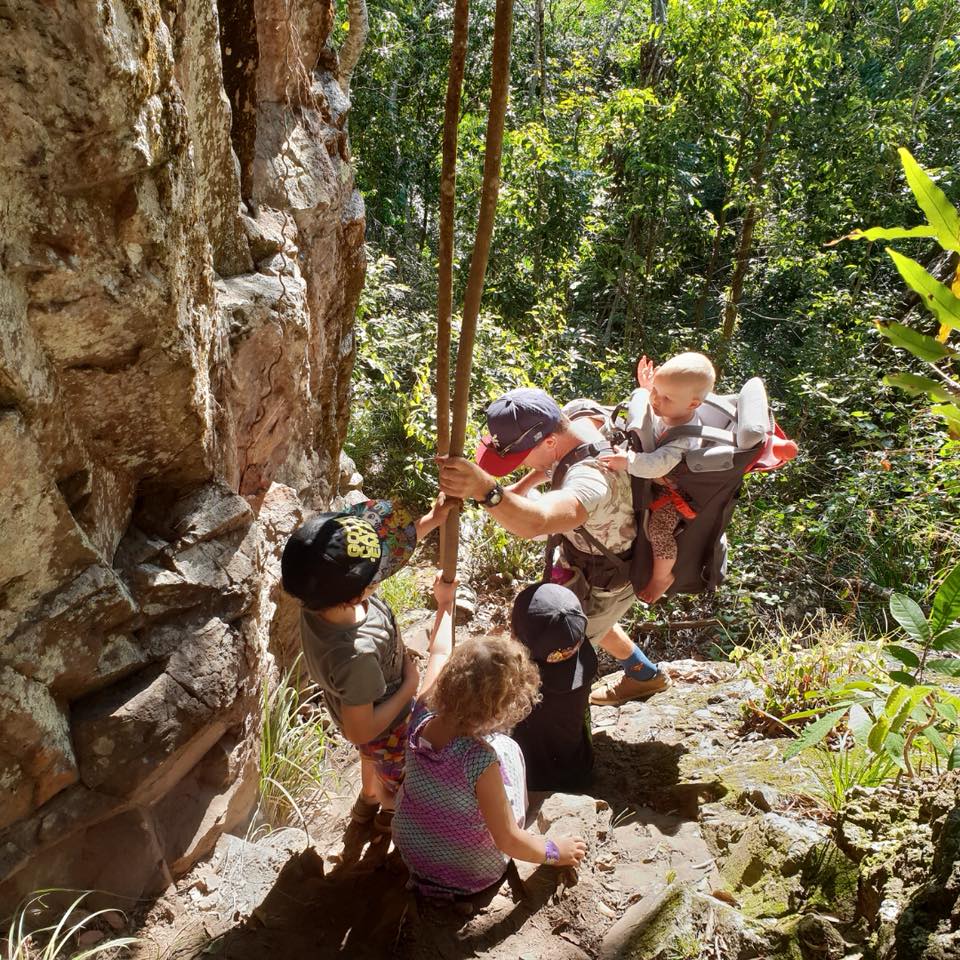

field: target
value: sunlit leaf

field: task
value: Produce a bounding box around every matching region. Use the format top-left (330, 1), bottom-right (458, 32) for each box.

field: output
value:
top-left (899, 148), bottom-right (960, 252)
top-left (883, 373), bottom-right (955, 402)
top-left (884, 644), bottom-right (920, 669)
top-left (783, 707), bottom-right (849, 760)
top-left (922, 725), bottom-right (951, 758)
top-left (877, 322), bottom-right (955, 362)
top-left (933, 627), bottom-right (960, 653)
top-left (932, 565), bottom-right (960, 634)
top-left (887, 249), bottom-right (960, 331)
top-left (927, 659), bottom-right (960, 678)
top-left (889, 593), bottom-right (931, 646)
top-left (826, 225), bottom-right (937, 246)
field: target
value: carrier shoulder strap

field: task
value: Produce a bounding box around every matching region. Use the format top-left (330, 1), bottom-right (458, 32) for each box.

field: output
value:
top-left (700, 394), bottom-right (738, 421)
top-left (543, 439), bottom-right (630, 581)
top-left (657, 423), bottom-right (738, 448)
top-left (550, 440), bottom-right (613, 489)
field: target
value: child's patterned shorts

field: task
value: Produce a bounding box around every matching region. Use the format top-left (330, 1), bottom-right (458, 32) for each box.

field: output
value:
top-left (359, 706), bottom-right (412, 795)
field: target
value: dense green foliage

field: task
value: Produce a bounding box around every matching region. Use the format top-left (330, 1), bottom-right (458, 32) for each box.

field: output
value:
top-left (344, 0), bottom-right (960, 632)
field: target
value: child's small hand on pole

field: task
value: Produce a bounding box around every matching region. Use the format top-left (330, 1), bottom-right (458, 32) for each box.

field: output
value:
top-left (433, 572), bottom-right (458, 609)
top-left (417, 492), bottom-right (461, 538)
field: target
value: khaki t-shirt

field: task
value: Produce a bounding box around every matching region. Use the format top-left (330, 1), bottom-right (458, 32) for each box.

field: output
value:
top-left (299, 595), bottom-right (407, 740)
top-left (559, 459), bottom-right (636, 554)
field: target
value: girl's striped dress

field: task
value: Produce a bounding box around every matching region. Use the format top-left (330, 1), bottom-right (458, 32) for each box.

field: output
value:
top-left (393, 703), bottom-right (527, 897)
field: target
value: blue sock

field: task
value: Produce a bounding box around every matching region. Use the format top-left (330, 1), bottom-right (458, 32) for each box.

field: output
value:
top-left (617, 646), bottom-right (658, 682)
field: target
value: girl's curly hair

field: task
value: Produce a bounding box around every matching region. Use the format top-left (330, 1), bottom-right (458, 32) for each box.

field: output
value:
top-left (427, 636), bottom-right (541, 736)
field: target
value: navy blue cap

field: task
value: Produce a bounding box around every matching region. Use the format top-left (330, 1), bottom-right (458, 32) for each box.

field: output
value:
top-left (475, 388), bottom-right (563, 476)
top-left (512, 582), bottom-right (594, 691)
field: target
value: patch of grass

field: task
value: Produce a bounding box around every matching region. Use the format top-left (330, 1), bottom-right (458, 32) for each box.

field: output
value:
top-left (804, 740), bottom-right (897, 815)
top-left (2, 891), bottom-right (138, 959)
top-left (254, 658), bottom-right (332, 832)
top-left (466, 507), bottom-right (542, 588)
top-left (376, 566), bottom-right (424, 620)
top-left (728, 613), bottom-right (888, 733)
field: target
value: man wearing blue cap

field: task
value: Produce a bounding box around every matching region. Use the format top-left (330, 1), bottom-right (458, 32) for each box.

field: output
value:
top-left (438, 388), bottom-right (669, 706)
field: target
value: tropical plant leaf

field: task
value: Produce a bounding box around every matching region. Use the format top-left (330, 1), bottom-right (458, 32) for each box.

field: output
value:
top-left (899, 148), bottom-right (960, 252)
top-left (921, 725), bottom-right (951, 758)
top-left (884, 644), bottom-right (921, 669)
top-left (950, 745), bottom-right (960, 771)
top-left (933, 627), bottom-right (960, 653)
top-left (887, 249), bottom-right (960, 332)
top-left (889, 670), bottom-right (917, 686)
top-left (868, 715), bottom-right (892, 753)
top-left (930, 403), bottom-right (960, 437)
top-left (889, 593), bottom-right (931, 646)
top-left (935, 700), bottom-right (958, 722)
top-left (882, 731), bottom-right (907, 769)
top-left (926, 659), bottom-right (960, 678)
top-left (783, 704), bottom-right (851, 721)
top-left (932, 564), bottom-right (960, 634)
top-left (877, 322), bottom-right (955, 362)
top-left (848, 702), bottom-right (872, 747)
top-left (783, 707), bottom-right (849, 760)
top-left (827, 224), bottom-right (938, 245)
top-left (883, 373), bottom-right (956, 402)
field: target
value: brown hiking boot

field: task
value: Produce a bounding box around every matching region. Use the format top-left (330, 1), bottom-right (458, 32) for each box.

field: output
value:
top-left (589, 670), bottom-right (672, 707)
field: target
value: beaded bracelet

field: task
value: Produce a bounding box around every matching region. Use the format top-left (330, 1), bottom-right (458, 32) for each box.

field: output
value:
top-left (544, 839), bottom-right (560, 865)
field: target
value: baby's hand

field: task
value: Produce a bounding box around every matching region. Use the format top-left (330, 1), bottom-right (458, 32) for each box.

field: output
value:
top-left (636, 355), bottom-right (657, 390)
top-left (555, 836), bottom-right (588, 867)
top-left (598, 449), bottom-right (629, 472)
top-left (432, 573), bottom-right (458, 609)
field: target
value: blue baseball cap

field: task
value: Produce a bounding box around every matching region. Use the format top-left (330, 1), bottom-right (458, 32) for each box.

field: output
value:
top-left (475, 388), bottom-right (562, 476)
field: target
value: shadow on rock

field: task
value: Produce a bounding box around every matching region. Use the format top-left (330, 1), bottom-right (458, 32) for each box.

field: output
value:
top-left (591, 732), bottom-right (709, 818)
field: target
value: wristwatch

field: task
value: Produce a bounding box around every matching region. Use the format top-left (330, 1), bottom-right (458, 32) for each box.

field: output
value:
top-left (482, 482), bottom-right (504, 507)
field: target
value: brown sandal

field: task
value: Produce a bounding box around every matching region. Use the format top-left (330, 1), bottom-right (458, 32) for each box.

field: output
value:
top-left (373, 808), bottom-right (394, 835)
top-left (351, 794), bottom-right (380, 824)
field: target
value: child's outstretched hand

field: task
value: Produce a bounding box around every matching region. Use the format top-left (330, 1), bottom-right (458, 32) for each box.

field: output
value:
top-left (416, 493), bottom-right (459, 539)
top-left (555, 836), bottom-right (588, 867)
top-left (636, 355), bottom-right (657, 390)
top-left (598, 447), bottom-right (629, 472)
top-left (432, 573), bottom-right (458, 609)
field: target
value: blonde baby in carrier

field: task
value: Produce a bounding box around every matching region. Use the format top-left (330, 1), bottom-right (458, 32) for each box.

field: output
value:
top-left (599, 352), bottom-right (716, 603)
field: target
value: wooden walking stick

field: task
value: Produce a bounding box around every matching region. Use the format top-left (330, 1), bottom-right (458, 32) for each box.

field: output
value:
top-left (440, 0), bottom-right (515, 591)
top-left (436, 0), bottom-right (470, 574)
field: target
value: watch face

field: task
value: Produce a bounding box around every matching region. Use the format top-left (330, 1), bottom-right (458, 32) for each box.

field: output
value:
top-left (486, 485), bottom-right (503, 505)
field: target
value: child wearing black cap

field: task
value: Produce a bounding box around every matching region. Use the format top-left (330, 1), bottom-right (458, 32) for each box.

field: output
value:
top-left (510, 582), bottom-right (597, 792)
top-left (281, 497), bottom-right (453, 832)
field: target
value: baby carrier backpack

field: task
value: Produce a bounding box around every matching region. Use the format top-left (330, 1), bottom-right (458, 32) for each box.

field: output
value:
top-left (547, 379), bottom-right (797, 598)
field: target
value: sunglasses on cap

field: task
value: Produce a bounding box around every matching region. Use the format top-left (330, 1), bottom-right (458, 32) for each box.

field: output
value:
top-left (489, 418), bottom-right (548, 456)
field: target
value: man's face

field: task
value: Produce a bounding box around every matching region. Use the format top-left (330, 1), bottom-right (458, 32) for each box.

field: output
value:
top-left (520, 435), bottom-right (559, 472)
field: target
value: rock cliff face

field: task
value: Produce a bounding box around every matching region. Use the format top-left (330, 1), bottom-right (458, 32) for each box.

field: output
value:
top-left (0, 0), bottom-right (364, 911)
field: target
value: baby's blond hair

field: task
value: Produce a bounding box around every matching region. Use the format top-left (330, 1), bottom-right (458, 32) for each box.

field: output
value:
top-left (657, 352), bottom-right (716, 400)
top-left (427, 636), bottom-right (541, 737)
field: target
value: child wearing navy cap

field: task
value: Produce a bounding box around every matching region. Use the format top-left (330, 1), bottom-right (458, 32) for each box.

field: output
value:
top-left (510, 582), bottom-right (597, 792)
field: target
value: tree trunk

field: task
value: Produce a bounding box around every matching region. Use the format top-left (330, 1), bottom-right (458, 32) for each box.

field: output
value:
top-left (693, 94), bottom-right (753, 325)
top-left (718, 109), bottom-right (780, 361)
top-left (441, 0), bottom-right (514, 584)
top-left (337, 0), bottom-right (369, 94)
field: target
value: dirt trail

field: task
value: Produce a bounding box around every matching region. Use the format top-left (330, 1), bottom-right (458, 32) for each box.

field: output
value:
top-left (132, 659), bottom-right (803, 960)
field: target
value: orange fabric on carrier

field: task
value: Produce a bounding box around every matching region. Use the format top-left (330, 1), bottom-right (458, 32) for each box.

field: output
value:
top-left (649, 486), bottom-right (697, 520)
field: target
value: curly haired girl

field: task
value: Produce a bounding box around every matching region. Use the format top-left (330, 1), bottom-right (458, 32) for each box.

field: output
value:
top-left (393, 633), bottom-right (587, 898)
